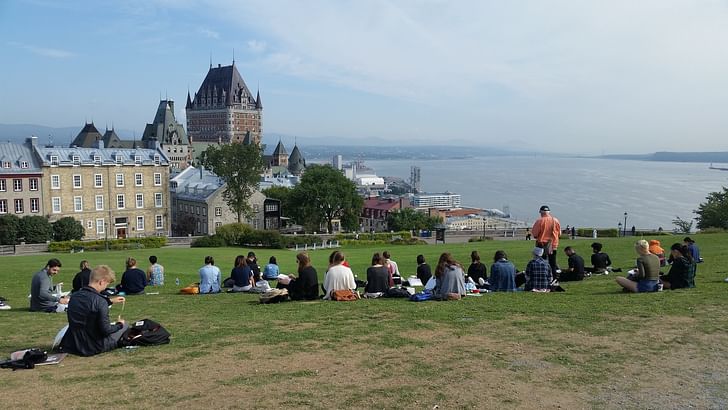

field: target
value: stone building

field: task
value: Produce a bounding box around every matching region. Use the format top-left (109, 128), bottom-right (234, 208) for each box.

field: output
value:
top-left (185, 61), bottom-right (263, 146)
top-left (70, 122), bottom-right (138, 149)
top-left (142, 99), bottom-right (191, 170)
top-left (0, 138), bottom-right (44, 217)
top-left (170, 166), bottom-right (280, 236)
top-left (360, 197), bottom-right (408, 232)
top-left (31, 138), bottom-right (171, 239)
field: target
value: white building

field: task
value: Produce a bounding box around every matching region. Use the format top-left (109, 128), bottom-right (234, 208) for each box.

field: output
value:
top-left (412, 192), bottom-right (461, 209)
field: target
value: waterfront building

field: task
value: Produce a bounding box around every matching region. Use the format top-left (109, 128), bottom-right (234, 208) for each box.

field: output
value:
top-left (0, 139), bottom-right (44, 217)
top-left (142, 100), bottom-right (191, 170)
top-left (185, 62), bottom-right (262, 146)
top-left (360, 196), bottom-right (409, 232)
top-left (411, 192), bottom-right (461, 209)
top-left (170, 166), bottom-right (280, 236)
top-left (32, 137), bottom-right (171, 239)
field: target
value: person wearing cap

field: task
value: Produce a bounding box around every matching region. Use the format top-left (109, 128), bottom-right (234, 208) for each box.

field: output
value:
top-left (531, 205), bottom-right (561, 278)
top-left (524, 247), bottom-right (552, 292)
top-left (648, 240), bottom-right (666, 267)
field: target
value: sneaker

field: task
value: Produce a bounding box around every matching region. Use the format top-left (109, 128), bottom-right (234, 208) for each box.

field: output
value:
top-left (724, 277), bottom-right (728, 283)
top-left (555, 269), bottom-right (562, 274)
top-left (550, 279), bottom-right (559, 287)
top-left (478, 277), bottom-right (486, 286)
top-left (0, 301), bottom-right (11, 310)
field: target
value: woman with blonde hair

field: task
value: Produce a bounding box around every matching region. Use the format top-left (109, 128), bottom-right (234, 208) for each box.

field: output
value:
top-left (616, 240), bottom-right (660, 293)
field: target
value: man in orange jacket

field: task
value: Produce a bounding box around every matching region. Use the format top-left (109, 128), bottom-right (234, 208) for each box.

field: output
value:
top-left (531, 205), bottom-right (561, 279)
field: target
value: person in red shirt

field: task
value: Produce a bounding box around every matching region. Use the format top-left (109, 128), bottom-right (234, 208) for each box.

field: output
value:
top-left (531, 205), bottom-right (561, 279)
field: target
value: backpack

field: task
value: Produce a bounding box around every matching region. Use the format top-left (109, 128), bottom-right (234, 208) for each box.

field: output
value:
top-left (384, 287), bottom-right (411, 298)
top-left (119, 319), bottom-right (171, 347)
top-left (331, 289), bottom-right (359, 301)
top-left (409, 290), bottom-right (433, 302)
top-left (259, 288), bottom-right (288, 304)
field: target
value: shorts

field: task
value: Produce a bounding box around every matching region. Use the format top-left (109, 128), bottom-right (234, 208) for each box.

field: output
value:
top-left (636, 279), bottom-right (658, 293)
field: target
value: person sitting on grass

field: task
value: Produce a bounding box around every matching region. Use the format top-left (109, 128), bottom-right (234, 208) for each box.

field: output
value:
top-left (586, 242), bottom-right (613, 275)
top-left (489, 250), bottom-right (517, 292)
top-left (146, 255), bottom-right (165, 286)
top-left (467, 250), bottom-right (488, 286)
top-left (60, 265), bottom-right (127, 356)
top-left (117, 257), bottom-right (147, 295)
top-left (322, 251), bottom-right (356, 300)
top-left (199, 256), bottom-right (222, 294)
top-left (228, 255), bottom-right (253, 293)
top-left (416, 254), bottom-right (432, 285)
top-left (561, 246), bottom-right (585, 282)
top-left (432, 252), bottom-right (466, 300)
top-left (72, 260), bottom-right (92, 293)
top-left (262, 256), bottom-right (280, 280)
top-left (364, 252), bottom-right (390, 298)
top-left (648, 240), bottom-right (666, 267)
top-left (284, 252), bottom-right (319, 301)
top-left (252, 272), bottom-right (272, 293)
top-left (660, 243), bottom-right (695, 290)
top-left (616, 240), bottom-right (660, 293)
top-left (30, 258), bottom-right (69, 312)
top-left (524, 247), bottom-right (552, 292)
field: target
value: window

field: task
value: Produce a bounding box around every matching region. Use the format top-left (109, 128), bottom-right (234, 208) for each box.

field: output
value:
top-left (72, 155), bottom-right (80, 165)
top-left (136, 216), bottom-right (144, 231)
top-left (14, 199), bottom-right (23, 213)
top-left (215, 207), bottom-right (222, 216)
top-left (52, 197), bottom-right (61, 213)
top-left (253, 204), bottom-right (259, 213)
top-left (73, 175), bottom-right (82, 188)
top-left (3, 161), bottom-right (11, 168)
top-left (20, 161), bottom-right (28, 169)
top-left (135, 173), bottom-right (143, 186)
top-left (93, 155), bottom-right (101, 165)
top-left (115, 154), bottom-right (122, 164)
top-left (50, 155), bottom-right (59, 166)
top-left (29, 178), bottom-right (38, 191)
top-left (30, 198), bottom-right (39, 213)
top-left (155, 193), bottom-right (163, 207)
top-left (134, 155), bottom-right (142, 165)
top-left (0, 200), bottom-right (6, 213)
top-left (117, 194), bottom-right (125, 209)
top-left (136, 193), bottom-right (144, 208)
top-left (13, 179), bottom-right (22, 192)
top-left (0, 179), bottom-right (5, 191)
top-left (95, 195), bottom-right (104, 211)
top-left (51, 175), bottom-right (60, 189)
top-left (265, 203), bottom-right (278, 212)
top-left (154, 173), bottom-right (162, 186)
top-left (155, 215), bottom-right (163, 229)
top-left (154, 154), bottom-right (161, 165)
top-left (215, 222), bottom-right (222, 228)
top-left (116, 174), bottom-right (124, 187)
top-left (96, 219), bottom-right (105, 234)
top-left (94, 174), bottom-right (102, 188)
top-left (87, 220), bottom-right (93, 229)
top-left (74, 196), bottom-right (83, 212)
top-left (202, 207), bottom-right (206, 216)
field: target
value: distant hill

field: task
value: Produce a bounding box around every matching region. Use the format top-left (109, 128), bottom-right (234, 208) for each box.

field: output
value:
top-left (600, 151), bottom-right (728, 163)
top-left (0, 123), bottom-right (136, 146)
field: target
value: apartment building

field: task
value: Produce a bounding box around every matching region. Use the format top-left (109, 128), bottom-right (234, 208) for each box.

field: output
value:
top-left (0, 139), bottom-right (43, 217)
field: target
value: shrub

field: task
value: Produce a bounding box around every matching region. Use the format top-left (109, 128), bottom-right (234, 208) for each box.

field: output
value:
top-left (48, 237), bottom-right (167, 252)
top-left (468, 236), bottom-right (494, 242)
top-left (0, 214), bottom-right (20, 245)
top-left (19, 215), bottom-right (52, 243)
top-left (215, 223), bottom-right (253, 246)
top-left (52, 217), bottom-right (85, 241)
top-left (191, 235), bottom-right (227, 248)
top-left (698, 227), bottom-right (726, 234)
top-left (576, 228), bottom-right (619, 238)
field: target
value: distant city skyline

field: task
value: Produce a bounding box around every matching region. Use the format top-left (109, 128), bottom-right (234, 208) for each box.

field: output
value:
top-left (2, 0), bottom-right (728, 154)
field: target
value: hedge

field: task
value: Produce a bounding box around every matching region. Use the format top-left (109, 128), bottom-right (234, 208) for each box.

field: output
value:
top-left (48, 237), bottom-right (167, 252)
top-left (575, 228), bottom-right (619, 238)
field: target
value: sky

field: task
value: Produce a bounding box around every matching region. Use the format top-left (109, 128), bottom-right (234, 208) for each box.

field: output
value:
top-left (2, 0), bottom-right (728, 154)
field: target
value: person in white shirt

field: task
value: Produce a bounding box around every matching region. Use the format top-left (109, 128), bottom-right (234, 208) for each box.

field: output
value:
top-left (322, 251), bottom-right (356, 300)
top-left (383, 250), bottom-right (400, 284)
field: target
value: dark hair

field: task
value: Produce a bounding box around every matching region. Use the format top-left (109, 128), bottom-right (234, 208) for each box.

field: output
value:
top-left (296, 252), bottom-right (311, 273)
top-left (47, 258), bottom-right (62, 268)
top-left (331, 251), bottom-right (346, 265)
top-left (205, 255), bottom-right (215, 265)
top-left (269, 256), bottom-right (277, 264)
top-left (591, 242), bottom-right (603, 252)
top-left (383, 251), bottom-right (391, 259)
top-left (493, 250), bottom-right (507, 262)
top-left (671, 243), bottom-right (692, 261)
top-left (471, 250), bottom-right (481, 263)
top-left (234, 255), bottom-right (246, 268)
top-left (416, 254), bottom-right (425, 265)
top-left (149, 255), bottom-right (157, 264)
top-left (126, 257), bottom-right (137, 269)
top-left (79, 260), bottom-right (89, 270)
top-left (328, 250), bottom-right (338, 264)
top-left (371, 252), bottom-right (383, 265)
top-left (683, 237), bottom-right (694, 243)
top-left (435, 252), bottom-right (460, 277)
top-left (564, 246), bottom-right (573, 253)
top-left (247, 251), bottom-right (256, 258)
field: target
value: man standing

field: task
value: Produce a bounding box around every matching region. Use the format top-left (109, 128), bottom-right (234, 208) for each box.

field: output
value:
top-left (60, 265), bottom-right (127, 356)
top-left (561, 247), bottom-right (585, 281)
top-left (531, 205), bottom-right (561, 278)
top-left (30, 258), bottom-right (69, 312)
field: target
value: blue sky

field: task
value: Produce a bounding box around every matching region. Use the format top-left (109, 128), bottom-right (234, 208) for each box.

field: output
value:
top-left (2, 0), bottom-right (728, 154)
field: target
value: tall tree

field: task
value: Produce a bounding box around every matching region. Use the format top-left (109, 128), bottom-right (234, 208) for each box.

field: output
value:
top-left (0, 214), bottom-right (20, 245)
top-left (694, 187), bottom-right (728, 229)
top-left (199, 143), bottom-right (265, 223)
top-left (290, 164), bottom-right (363, 233)
top-left (387, 208), bottom-right (441, 232)
top-left (52, 217), bottom-right (85, 241)
top-left (19, 215), bottom-right (52, 243)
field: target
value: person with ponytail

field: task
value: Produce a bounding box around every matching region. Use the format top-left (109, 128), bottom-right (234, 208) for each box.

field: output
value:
top-left (660, 243), bottom-right (695, 290)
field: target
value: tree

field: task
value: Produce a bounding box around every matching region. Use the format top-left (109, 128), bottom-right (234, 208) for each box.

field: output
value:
top-left (176, 214), bottom-right (197, 236)
top-left (694, 187), bottom-right (728, 229)
top-left (671, 216), bottom-right (693, 234)
top-left (0, 214), bottom-right (20, 245)
top-left (52, 217), bottom-right (85, 241)
top-left (19, 215), bottom-right (52, 243)
top-left (387, 208), bottom-right (442, 232)
top-left (262, 186), bottom-right (294, 218)
top-left (290, 164), bottom-right (363, 233)
top-left (199, 143), bottom-right (265, 223)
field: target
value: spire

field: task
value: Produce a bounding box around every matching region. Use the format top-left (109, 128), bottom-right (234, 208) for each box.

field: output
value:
top-left (186, 89), bottom-right (193, 109)
top-left (232, 48), bottom-right (235, 65)
top-left (255, 89), bottom-right (262, 109)
top-left (209, 53), bottom-right (212, 69)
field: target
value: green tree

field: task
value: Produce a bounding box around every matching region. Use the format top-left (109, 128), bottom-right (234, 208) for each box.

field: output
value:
top-left (19, 215), bottom-right (52, 243)
top-left (694, 187), bottom-right (728, 229)
top-left (671, 216), bottom-right (694, 234)
top-left (0, 214), bottom-right (20, 245)
top-left (52, 216), bottom-right (85, 241)
top-left (199, 143), bottom-right (265, 223)
top-left (290, 164), bottom-right (363, 233)
top-left (387, 208), bottom-right (441, 232)
top-left (262, 186), bottom-right (294, 218)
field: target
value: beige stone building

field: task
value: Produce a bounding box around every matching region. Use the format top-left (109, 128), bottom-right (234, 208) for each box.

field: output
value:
top-left (0, 138), bottom-right (44, 217)
top-left (32, 138), bottom-right (171, 239)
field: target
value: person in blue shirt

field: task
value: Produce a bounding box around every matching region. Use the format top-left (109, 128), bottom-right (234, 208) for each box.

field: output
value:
top-left (262, 256), bottom-right (280, 280)
top-left (199, 256), bottom-right (222, 294)
top-left (489, 250), bottom-right (517, 292)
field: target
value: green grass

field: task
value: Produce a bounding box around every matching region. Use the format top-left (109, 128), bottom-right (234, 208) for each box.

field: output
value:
top-left (1, 234), bottom-right (728, 408)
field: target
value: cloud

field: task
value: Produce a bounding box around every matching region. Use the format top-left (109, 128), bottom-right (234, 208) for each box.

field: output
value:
top-left (246, 39), bottom-right (266, 53)
top-left (197, 27), bottom-right (220, 39)
top-left (8, 41), bottom-right (76, 59)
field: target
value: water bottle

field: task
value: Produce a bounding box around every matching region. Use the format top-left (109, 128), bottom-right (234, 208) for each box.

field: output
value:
top-left (656, 282), bottom-right (663, 292)
top-left (175, 277), bottom-right (180, 286)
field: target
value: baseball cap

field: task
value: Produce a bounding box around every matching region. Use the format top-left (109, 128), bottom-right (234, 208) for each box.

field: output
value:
top-left (539, 205), bottom-right (550, 212)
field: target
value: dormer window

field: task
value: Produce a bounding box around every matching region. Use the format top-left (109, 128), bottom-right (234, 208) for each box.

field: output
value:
top-left (153, 154), bottom-right (161, 165)
top-left (115, 154), bottom-right (122, 164)
top-left (72, 155), bottom-right (81, 165)
top-left (93, 155), bottom-right (101, 164)
top-left (20, 161), bottom-right (28, 169)
top-left (134, 155), bottom-right (142, 165)
top-left (50, 155), bottom-right (59, 166)
top-left (2, 161), bottom-right (10, 168)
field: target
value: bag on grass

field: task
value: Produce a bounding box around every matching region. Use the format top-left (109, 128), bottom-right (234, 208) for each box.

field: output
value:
top-left (180, 284), bottom-right (200, 294)
top-left (119, 319), bottom-right (171, 347)
top-left (222, 277), bottom-right (235, 288)
top-left (1, 348), bottom-right (48, 370)
top-left (384, 287), bottom-right (411, 298)
top-left (409, 290), bottom-right (433, 302)
top-left (331, 289), bottom-right (358, 301)
top-left (260, 288), bottom-right (288, 304)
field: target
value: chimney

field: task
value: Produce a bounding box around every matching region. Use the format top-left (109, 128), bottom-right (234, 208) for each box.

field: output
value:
top-left (29, 136), bottom-right (38, 147)
top-left (96, 140), bottom-right (104, 149)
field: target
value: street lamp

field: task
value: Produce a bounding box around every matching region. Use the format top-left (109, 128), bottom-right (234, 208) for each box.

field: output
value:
top-left (618, 222), bottom-right (622, 237)
top-left (623, 212), bottom-right (628, 237)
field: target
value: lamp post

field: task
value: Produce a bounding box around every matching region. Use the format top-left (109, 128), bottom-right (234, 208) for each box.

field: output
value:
top-left (618, 222), bottom-right (622, 237)
top-left (623, 212), bottom-right (628, 237)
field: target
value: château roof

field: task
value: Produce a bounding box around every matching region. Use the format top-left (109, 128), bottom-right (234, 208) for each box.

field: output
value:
top-left (190, 62), bottom-right (259, 110)
top-left (0, 138), bottom-right (42, 173)
top-left (288, 144), bottom-right (306, 175)
top-left (71, 122), bottom-right (103, 147)
top-left (272, 140), bottom-right (287, 156)
top-left (142, 100), bottom-right (189, 146)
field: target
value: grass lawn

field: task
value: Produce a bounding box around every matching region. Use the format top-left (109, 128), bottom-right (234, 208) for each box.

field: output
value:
top-left (1, 234), bottom-right (727, 409)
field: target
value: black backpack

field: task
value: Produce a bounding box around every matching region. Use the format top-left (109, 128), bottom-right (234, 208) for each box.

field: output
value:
top-left (119, 319), bottom-right (171, 347)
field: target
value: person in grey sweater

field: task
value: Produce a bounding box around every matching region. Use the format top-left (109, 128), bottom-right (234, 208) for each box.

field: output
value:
top-left (433, 253), bottom-right (466, 300)
top-left (30, 258), bottom-right (68, 312)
